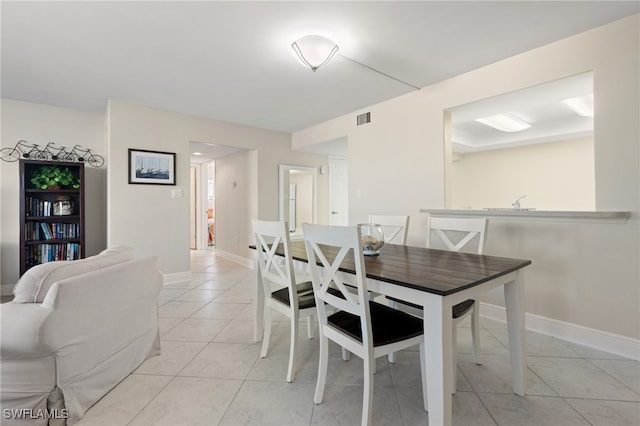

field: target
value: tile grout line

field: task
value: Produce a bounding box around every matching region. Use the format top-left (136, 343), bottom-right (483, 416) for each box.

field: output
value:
top-left (583, 358), bottom-right (640, 399)
top-left (125, 374), bottom-right (178, 426)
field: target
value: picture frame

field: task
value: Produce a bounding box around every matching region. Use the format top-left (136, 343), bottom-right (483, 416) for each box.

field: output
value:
top-left (128, 149), bottom-right (176, 185)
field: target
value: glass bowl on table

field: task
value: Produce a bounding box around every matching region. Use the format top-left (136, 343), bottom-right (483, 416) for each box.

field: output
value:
top-left (357, 223), bottom-right (385, 256)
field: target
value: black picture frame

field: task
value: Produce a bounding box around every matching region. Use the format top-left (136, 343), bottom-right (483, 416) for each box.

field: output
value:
top-left (128, 149), bottom-right (176, 185)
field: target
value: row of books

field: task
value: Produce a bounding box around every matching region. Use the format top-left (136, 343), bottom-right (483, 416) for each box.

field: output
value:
top-left (25, 243), bottom-right (81, 266)
top-left (26, 197), bottom-right (56, 217)
top-left (25, 222), bottom-right (81, 241)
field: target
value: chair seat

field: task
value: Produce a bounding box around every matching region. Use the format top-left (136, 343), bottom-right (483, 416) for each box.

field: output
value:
top-left (271, 281), bottom-right (316, 309)
top-left (452, 299), bottom-right (475, 319)
top-left (387, 296), bottom-right (475, 319)
top-left (328, 301), bottom-right (424, 346)
top-left (271, 281), bottom-right (342, 310)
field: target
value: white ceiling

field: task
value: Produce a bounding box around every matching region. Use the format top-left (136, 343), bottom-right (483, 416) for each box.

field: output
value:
top-left (2, 1), bottom-right (638, 161)
top-left (189, 141), bottom-right (243, 164)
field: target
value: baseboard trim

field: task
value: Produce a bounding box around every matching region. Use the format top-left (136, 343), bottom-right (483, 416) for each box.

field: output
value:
top-left (214, 249), bottom-right (254, 268)
top-left (1, 283), bottom-right (15, 297)
top-left (481, 302), bottom-right (640, 361)
top-left (163, 271), bottom-right (192, 286)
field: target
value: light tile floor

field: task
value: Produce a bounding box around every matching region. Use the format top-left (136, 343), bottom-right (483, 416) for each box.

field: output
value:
top-left (76, 249), bottom-right (640, 426)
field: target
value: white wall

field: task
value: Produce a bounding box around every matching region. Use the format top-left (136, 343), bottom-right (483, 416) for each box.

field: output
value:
top-left (106, 100), bottom-right (329, 276)
top-left (452, 138), bottom-right (595, 210)
top-left (214, 150), bottom-right (257, 258)
top-left (0, 98), bottom-right (329, 286)
top-left (0, 99), bottom-right (107, 286)
top-left (292, 15), bottom-right (639, 341)
top-left (294, 90), bottom-right (442, 248)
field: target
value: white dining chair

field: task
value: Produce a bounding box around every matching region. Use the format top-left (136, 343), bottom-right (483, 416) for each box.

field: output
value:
top-left (389, 216), bottom-right (487, 391)
top-left (337, 214), bottom-right (410, 362)
top-left (368, 214), bottom-right (410, 245)
top-left (252, 219), bottom-right (318, 383)
top-left (339, 214), bottom-right (410, 361)
top-left (303, 223), bottom-right (427, 426)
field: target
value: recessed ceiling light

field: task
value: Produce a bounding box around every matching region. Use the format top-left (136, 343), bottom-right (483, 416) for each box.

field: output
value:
top-left (563, 94), bottom-right (594, 117)
top-left (192, 152), bottom-right (202, 156)
top-left (475, 113), bottom-right (531, 132)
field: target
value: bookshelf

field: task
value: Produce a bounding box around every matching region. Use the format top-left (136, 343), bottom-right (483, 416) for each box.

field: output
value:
top-left (19, 160), bottom-right (85, 275)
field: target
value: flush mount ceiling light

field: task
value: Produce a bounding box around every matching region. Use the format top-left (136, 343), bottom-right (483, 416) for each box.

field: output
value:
top-left (475, 113), bottom-right (531, 132)
top-left (563, 94), bottom-right (594, 117)
top-left (289, 34), bottom-right (420, 90)
top-left (291, 35), bottom-right (339, 72)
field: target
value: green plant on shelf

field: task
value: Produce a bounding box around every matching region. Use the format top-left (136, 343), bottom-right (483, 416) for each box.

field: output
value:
top-left (30, 165), bottom-right (80, 189)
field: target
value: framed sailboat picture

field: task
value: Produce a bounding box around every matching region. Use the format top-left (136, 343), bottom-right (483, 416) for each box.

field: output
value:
top-left (128, 149), bottom-right (176, 185)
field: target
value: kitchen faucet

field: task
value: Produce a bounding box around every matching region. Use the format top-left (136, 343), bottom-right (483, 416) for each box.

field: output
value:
top-left (512, 195), bottom-right (527, 209)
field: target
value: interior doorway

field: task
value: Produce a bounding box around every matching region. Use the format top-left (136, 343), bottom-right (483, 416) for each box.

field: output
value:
top-left (189, 140), bottom-right (244, 252)
top-left (205, 161), bottom-right (215, 247)
top-left (278, 165), bottom-right (317, 239)
top-left (190, 166), bottom-right (197, 249)
top-left (189, 160), bottom-right (216, 250)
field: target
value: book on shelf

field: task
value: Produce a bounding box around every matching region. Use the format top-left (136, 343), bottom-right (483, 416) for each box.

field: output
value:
top-left (40, 222), bottom-right (52, 240)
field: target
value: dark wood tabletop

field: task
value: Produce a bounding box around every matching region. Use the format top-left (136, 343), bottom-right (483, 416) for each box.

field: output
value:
top-left (272, 240), bottom-right (531, 297)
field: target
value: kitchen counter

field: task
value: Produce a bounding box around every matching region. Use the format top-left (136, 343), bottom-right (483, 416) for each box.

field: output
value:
top-left (420, 209), bottom-right (630, 222)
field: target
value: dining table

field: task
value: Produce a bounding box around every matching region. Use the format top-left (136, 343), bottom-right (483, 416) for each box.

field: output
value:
top-left (253, 240), bottom-right (532, 426)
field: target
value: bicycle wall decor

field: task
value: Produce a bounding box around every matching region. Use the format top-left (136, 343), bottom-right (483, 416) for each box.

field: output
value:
top-left (0, 140), bottom-right (104, 167)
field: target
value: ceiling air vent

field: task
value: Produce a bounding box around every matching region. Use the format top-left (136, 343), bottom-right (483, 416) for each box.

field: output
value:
top-left (357, 112), bottom-right (371, 126)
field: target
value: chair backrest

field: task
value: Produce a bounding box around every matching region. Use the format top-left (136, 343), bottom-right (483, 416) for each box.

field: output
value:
top-left (427, 216), bottom-right (487, 255)
top-left (303, 224), bottom-right (372, 344)
top-left (252, 219), bottom-right (298, 310)
top-left (368, 214), bottom-right (410, 245)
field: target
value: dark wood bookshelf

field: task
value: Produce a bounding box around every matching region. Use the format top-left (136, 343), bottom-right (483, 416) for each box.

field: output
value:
top-left (19, 160), bottom-right (85, 275)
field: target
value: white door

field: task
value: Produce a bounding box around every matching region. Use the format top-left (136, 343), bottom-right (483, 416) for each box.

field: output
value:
top-left (329, 157), bottom-right (348, 225)
top-left (189, 166), bottom-right (197, 249)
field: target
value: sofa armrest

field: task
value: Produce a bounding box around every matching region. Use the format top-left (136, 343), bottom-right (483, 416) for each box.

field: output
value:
top-left (0, 303), bottom-right (53, 358)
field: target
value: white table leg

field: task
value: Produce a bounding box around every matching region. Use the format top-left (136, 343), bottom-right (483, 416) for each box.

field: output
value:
top-left (504, 270), bottom-right (526, 396)
top-left (422, 295), bottom-right (454, 426)
top-left (254, 256), bottom-right (264, 343)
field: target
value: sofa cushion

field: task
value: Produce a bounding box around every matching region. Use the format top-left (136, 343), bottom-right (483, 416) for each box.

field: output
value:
top-left (13, 245), bottom-right (134, 303)
top-left (12, 262), bottom-right (71, 303)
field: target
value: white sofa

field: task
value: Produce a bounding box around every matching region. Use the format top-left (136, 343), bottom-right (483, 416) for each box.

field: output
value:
top-left (0, 246), bottom-right (163, 425)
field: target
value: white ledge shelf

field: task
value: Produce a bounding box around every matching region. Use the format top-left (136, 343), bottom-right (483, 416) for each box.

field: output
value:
top-left (420, 209), bottom-right (630, 222)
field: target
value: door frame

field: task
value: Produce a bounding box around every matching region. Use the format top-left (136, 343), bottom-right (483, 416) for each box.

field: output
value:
top-left (329, 156), bottom-right (348, 226)
top-left (278, 164), bottom-right (317, 237)
top-left (190, 162), bottom-right (214, 250)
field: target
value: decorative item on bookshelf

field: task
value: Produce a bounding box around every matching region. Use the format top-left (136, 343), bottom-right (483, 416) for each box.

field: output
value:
top-left (1, 140), bottom-right (104, 167)
top-left (30, 164), bottom-right (80, 189)
top-left (53, 195), bottom-right (73, 215)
